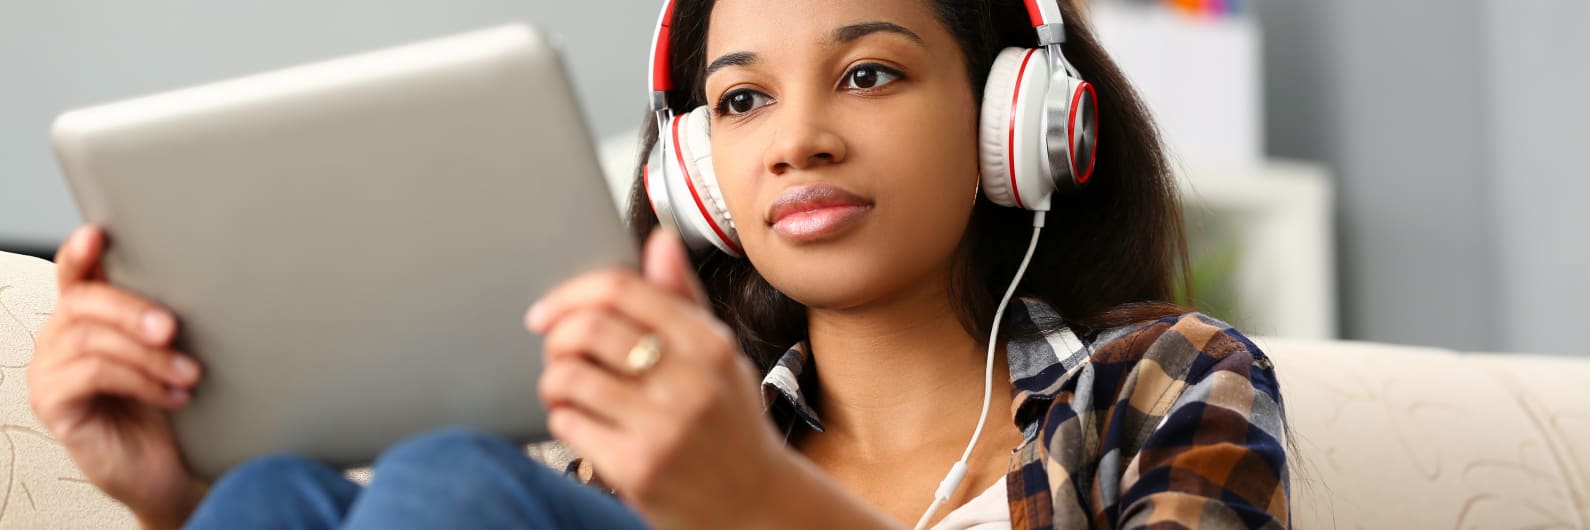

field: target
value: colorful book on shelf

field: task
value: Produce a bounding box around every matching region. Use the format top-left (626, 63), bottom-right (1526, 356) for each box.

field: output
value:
top-left (1173, 0), bottom-right (1243, 17)
top-left (1097, 0), bottom-right (1243, 17)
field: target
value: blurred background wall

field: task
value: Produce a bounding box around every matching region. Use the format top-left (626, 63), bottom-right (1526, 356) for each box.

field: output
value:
top-left (2, 0), bottom-right (1586, 356)
top-left (0, 0), bottom-right (659, 253)
top-left (1255, 0), bottom-right (1590, 355)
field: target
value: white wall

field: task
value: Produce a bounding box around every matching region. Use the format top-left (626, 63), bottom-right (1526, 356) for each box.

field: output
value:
top-left (1256, 0), bottom-right (1499, 351)
top-left (1257, 0), bottom-right (1590, 356)
top-left (0, 0), bottom-right (656, 249)
top-left (1483, 0), bottom-right (1590, 356)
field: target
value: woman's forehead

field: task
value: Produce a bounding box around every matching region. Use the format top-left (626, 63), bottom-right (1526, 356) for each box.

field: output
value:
top-left (704, 0), bottom-right (947, 56)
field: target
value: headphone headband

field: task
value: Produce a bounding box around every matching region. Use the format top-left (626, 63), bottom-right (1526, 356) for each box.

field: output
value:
top-left (1023, 0), bottom-right (1064, 28)
top-left (648, 0), bottom-right (678, 110)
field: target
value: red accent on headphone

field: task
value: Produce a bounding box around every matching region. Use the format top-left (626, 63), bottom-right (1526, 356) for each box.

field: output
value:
top-left (671, 117), bottom-right (743, 255)
top-left (1022, 0), bottom-right (1045, 27)
top-left (1069, 83), bottom-right (1097, 185)
top-left (1008, 48), bottom-right (1040, 210)
top-left (651, 0), bottom-right (676, 92)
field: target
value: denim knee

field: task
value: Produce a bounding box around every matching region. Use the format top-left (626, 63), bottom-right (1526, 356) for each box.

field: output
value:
top-left (188, 454), bottom-right (358, 530)
top-left (375, 427), bottom-right (531, 474)
top-left (347, 428), bottom-right (647, 530)
top-left (212, 454), bottom-right (347, 496)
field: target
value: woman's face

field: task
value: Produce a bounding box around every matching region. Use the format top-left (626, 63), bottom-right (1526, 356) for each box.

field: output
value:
top-left (703, 0), bottom-right (980, 310)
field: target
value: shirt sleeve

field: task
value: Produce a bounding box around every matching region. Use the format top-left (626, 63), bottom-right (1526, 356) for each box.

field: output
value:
top-left (1115, 328), bottom-right (1291, 529)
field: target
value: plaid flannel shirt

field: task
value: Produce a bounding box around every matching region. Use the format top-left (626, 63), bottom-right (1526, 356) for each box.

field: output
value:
top-left (573, 299), bottom-right (1290, 529)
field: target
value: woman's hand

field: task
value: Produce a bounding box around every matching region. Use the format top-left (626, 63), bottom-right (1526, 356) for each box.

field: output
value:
top-left (27, 227), bottom-right (207, 530)
top-left (527, 229), bottom-right (790, 529)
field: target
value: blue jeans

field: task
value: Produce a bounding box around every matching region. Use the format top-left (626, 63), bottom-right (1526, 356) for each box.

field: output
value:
top-left (185, 427), bottom-right (651, 529)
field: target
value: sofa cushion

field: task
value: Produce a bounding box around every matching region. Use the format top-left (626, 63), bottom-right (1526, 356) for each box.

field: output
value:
top-left (1468, 354), bottom-right (1590, 526)
top-left (1260, 336), bottom-right (1590, 530)
top-left (6, 249), bottom-right (1590, 529)
top-left (0, 251), bottom-right (135, 527)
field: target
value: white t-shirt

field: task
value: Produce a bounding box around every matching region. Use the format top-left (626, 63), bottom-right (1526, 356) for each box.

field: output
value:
top-left (930, 477), bottom-right (1010, 530)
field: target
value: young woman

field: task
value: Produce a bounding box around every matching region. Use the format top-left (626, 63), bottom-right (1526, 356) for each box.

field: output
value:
top-left (27, 0), bottom-right (1290, 528)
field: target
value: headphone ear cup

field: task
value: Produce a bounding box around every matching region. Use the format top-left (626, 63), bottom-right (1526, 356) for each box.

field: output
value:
top-left (677, 107), bottom-right (742, 255)
top-left (644, 138), bottom-right (674, 227)
top-left (979, 48), bottom-right (1023, 208)
top-left (647, 106), bottom-right (744, 257)
top-left (679, 107), bottom-right (733, 229)
top-left (979, 47), bottom-right (1056, 211)
top-left (1065, 80), bottom-right (1099, 188)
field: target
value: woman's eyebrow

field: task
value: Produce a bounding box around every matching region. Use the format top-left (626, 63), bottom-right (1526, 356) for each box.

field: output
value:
top-left (830, 21), bottom-right (924, 47)
top-left (703, 22), bottom-right (922, 82)
top-left (705, 52), bottom-right (758, 81)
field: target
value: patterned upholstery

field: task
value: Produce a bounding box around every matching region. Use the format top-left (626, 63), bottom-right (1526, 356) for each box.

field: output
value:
top-left (0, 251), bottom-right (133, 528)
top-left (1266, 337), bottom-right (1590, 529)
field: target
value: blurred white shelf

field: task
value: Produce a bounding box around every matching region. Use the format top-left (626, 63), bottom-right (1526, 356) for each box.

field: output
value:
top-left (1090, 2), bottom-right (1264, 167)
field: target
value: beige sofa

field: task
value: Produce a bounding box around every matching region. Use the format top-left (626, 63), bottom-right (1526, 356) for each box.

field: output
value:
top-left (2, 249), bottom-right (1587, 529)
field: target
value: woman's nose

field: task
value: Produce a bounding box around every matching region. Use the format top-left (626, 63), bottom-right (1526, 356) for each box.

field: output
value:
top-left (762, 102), bottom-right (847, 175)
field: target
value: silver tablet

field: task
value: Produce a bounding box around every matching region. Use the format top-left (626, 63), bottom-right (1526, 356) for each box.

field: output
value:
top-left (50, 24), bottom-right (635, 478)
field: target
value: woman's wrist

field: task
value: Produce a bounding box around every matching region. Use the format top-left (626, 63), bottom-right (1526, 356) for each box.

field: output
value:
top-left (133, 479), bottom-right (208, 530)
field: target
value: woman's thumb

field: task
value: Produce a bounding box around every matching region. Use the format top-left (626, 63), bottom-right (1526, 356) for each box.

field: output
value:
top-left (643, 228), bottom-right (708, 305)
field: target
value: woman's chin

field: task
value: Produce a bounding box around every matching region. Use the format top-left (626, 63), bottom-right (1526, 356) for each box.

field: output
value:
top-left (758, 260), bottom-right (911, 312)
top-left (743, 222), bottom-right (960, 312)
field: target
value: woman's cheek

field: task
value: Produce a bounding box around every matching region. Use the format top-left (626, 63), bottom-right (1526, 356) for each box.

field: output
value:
top-left (722, 179), bottom-right (765, 247)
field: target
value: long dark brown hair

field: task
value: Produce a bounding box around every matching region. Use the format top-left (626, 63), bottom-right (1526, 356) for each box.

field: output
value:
top-left (627, 0), bottom-right (1192, 373)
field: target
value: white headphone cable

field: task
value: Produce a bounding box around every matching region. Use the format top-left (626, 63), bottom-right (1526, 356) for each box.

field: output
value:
top-left (913, 210), bottom-right (1046, 530)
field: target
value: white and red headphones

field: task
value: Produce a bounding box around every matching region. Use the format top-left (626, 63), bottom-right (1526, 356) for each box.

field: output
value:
top-left (643, 0), bottom-right (1098, 257)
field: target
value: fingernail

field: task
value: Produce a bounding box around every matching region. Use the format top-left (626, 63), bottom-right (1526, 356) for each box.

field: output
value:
top-left (171, 355), bottom-right (200, 382)
top-left (74, 228), bottom-right (94, 258)
top-left (141, 311), bottom-right (174, 343)
top-left (526, 302), bottom-right (546, 331)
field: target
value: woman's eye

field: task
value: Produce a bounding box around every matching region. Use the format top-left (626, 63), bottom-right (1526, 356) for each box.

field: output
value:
top-left (843, 64), bottom-right (902, 90)
top-left (715, 89), bottom-right (772, 116)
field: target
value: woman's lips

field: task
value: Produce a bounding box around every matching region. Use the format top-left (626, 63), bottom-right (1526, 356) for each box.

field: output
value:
top-left (766, 185), bottom-right (874, 243)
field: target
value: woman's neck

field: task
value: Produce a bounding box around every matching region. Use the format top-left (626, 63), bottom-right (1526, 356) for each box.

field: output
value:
top-left (802, 279), bottom-right (1011, 459)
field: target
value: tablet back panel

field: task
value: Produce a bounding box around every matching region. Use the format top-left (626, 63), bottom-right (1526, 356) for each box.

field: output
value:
top-left (51, 24), bottom-right (635, 478)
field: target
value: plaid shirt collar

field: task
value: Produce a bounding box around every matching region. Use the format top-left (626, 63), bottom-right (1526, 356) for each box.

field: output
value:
top-left (759, 298), bottom-right (1091, 436)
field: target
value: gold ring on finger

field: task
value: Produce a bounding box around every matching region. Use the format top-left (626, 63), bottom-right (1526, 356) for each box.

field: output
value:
top-left (625, 334), bottom-right (663, 376)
